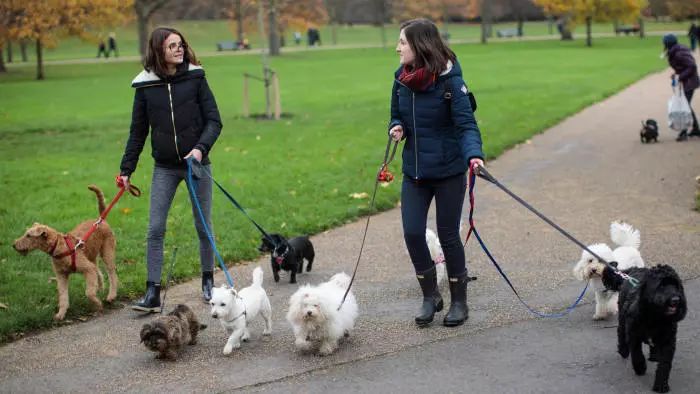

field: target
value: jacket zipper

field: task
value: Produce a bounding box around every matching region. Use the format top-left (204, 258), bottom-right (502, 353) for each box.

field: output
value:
top-left (412, 92), bottom-right (419, 179)
top-left (167, 83), bottom-right (182, 161)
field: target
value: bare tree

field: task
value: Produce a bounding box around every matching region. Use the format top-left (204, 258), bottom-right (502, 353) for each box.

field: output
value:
top-left (481, 0), bottom-right (492, 44)
top-left (135, 0), bottom-right (170, 59)
top-left (267, 0), bottom-right (280, 55)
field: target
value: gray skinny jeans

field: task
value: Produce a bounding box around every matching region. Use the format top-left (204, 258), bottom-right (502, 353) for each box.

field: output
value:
top-left (146, 165), bottom-right (214, 283)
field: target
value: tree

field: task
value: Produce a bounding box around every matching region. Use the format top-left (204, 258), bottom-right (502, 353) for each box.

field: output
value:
top-left (666, 0), bottom-right (700, 19)
top-left (8, 0), bottom-right (132, 80)
top-left (534, 0), bottom-right (647, 46)
top-left (134, 0), bottom-right (169, 59)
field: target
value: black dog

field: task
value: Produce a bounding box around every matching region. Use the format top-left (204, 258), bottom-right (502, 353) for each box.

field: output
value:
top-left (640, 119), bottom-right (659, 143)
top-left (258, 234), bottom-right (314, 283)
top-left (597, 264), bottom-right (687, 393)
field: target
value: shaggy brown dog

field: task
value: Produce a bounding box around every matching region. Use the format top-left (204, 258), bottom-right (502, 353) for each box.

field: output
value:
top-left (140, 304), bottom-right (207, 360)
top-left (12, 185), bottom-right (118, 320)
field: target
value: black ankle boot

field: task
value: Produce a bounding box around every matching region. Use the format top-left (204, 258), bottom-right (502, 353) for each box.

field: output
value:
top-left (415, 267), bottom-right (443, 326)
top-left (131, 281), bottom-right (161, 312)
top-left (444, 274), bottom-right (469, 327)
top-left (202, 271), bottom-right (214, 301)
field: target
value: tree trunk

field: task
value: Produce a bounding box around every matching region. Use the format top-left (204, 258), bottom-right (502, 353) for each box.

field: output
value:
top-left (268, 0), bottom-right (280, 56)
top-left (20, 40), bottom-right (28, 62)
top-left (517, 17), bottom-right (524, 37)
top-left (639, 17), bottom-right (645, 39)
top-left (481, 0), bottom-right (491, 44)
top-left (0, 45), bottom-right (6, 73)
top-left (586, 16), bottom-right (592, 47)
top-left (135, 0), bottom-right (170, 60)
top-left (235, 0), bottom-right (243, 43)
top-left (36, 38), bottom-right (44, 80)
top-left (375, 0), bottom-right (386, 49)
top-left (6, 42), bottom-right (12, 63)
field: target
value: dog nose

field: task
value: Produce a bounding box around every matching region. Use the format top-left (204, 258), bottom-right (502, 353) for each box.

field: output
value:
top-left (306, 311), bottom-right (312, 316)
top-left (212, 313), bottom-right (218, 319)
top-left (670, 296), bottom-right (680, 306)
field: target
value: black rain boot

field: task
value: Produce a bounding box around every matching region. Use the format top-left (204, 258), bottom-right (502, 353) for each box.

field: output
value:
top-left (443, 273), bottom-right (469, 327)
top-left (131, 281), bottom-right (161, 312)
top-left (415, 266), bottom-right (444, 326)
top-left (202, 271), bottom-right (214, 302)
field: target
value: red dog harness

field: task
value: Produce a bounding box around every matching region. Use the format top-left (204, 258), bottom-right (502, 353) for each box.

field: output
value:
top-left (49, 235), bottom-right (78, 272)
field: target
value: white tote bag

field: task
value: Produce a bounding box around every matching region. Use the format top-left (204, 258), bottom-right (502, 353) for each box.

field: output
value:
top-left (668, 83), bottom-right (693, 132)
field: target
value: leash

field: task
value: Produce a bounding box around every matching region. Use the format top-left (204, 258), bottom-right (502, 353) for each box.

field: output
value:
top-left (160, 247), bottom-right (178, 314)
top-left (339, 136), bottom-right (399, 309)
top-left (185, 158), bottom-right (235, 287)
top-left (52, 177), bottom-right (141, 272)
top-left (464, 164), bottom-right (588, 318)
top-left (471, 165), bottom-right (639, 288)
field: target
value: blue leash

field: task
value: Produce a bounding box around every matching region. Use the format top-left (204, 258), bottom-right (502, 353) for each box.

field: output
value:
top-left (185, 158), bottom-right (235, 287)
top-left (465, 166), bottom-right (588, 318)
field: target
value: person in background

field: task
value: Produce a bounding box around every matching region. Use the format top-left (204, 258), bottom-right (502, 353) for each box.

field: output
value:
top-left (664, 33), bottom-right (700, 141)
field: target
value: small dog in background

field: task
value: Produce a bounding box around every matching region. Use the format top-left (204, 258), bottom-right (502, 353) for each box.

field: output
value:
top-left (286, 272), bottom-right (358, 356)
top-left (425, 228), bottom-right (446, 284)
top-left (640, 119), bottom-right (659, 143)
top-left (258, 233), bottom-right (315, 284)
top-left (12, 185), bottom-right (118, 320)
top-left (140, 304), bottom-right (207, 360)
top-left (210, 267), bottom-right (272, 355)
top-left (572, 221), bottom-right (645, 320)
top-left (586, 262), bottom-right (686, 393)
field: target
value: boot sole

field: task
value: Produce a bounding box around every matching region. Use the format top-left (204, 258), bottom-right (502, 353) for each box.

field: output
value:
top-left (415, 317), bottom-right (434, 327)
top-left (443, 319), bottom-right (466, 327)
top-left (131, 305), bottom-right (160, 313)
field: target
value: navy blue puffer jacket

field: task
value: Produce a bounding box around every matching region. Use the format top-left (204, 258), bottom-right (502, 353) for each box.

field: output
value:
top-left (388, 60), bottom-right (483, 180)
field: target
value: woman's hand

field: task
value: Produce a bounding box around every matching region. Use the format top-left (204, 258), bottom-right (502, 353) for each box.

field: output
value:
top-left (119, 175), bottom-right (130, 189)
top-left (184, 148), bottom-right (203, 162)
top-left (469, 158), bottom-right (484, 172)
top-left (389, 125), bottom-right (404, 142)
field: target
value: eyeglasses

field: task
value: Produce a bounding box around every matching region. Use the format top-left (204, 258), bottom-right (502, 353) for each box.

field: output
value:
top-left (166, 41), bottom-right (186, 52)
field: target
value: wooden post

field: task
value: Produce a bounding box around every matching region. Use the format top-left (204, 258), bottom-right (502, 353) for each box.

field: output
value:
top-left (273, 72), bottom-right (281, 120)
top-left (242, 74), bottom-right (249, 117)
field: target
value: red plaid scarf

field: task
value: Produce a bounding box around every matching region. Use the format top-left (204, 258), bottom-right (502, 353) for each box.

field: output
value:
top-left (398, 65), bottom-right (436, 92)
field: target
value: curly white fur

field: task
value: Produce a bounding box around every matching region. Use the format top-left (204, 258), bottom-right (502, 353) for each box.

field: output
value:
top-left (286, 272), bottom-right (358, 356)
top-left (425, 228), bottom-right (446, 284)
top-left (572, 221), bottom-right (645, 320)
top-left (210, 267), bottom-right (272, 355)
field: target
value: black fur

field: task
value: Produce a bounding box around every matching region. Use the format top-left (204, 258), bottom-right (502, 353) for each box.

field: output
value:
top-left (602, 264), bottom-right (687, 393)
top-left (258, 234), bottom-right (315, 284)
top-left (640, 119), bottom-right (659, 143)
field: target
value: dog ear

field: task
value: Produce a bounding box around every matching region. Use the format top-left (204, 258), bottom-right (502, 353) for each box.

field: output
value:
top-left (28, 226), bottom-right (47, 238)
top-left (140, 324), bottom-right (151, 342)
top-left (609, 261), bottom-right (618, 268)
top-left (230, 288), bottom-right (238, 297)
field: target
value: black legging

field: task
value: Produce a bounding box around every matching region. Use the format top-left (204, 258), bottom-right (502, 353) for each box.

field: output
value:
top-left (401, 173), bottom-right (467, 277)
top-left (684, 89), bottom-right (699, 132)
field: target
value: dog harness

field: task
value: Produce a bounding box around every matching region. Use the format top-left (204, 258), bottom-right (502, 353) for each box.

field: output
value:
top-left (49, 235), bottom-right (78, 272)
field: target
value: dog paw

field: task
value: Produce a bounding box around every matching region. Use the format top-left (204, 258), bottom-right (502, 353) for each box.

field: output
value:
top-left (223, 346), bottom-right (233, 355)
top-left (295, 338), bottom-right (311, 351)
top-left (653, 382), bottom-right (670, 393)
top-left (318, 342), bottom-right (337, 356)
top-left (262, 329), bottom-right (271, 336)
top-left (53, 311), bottom-right (66, 321)
top-left (592, 314), bottom-right (606, 321)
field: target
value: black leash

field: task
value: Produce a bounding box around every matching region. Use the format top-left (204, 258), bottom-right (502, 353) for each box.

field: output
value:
top-left (160, 247), bottom-right (178, 314)
top-left (339, 136), bottom-right (399, 308)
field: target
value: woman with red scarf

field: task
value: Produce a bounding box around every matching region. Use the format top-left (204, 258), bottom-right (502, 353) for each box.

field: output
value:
top-left (388, 19), bottom-right (484, 327)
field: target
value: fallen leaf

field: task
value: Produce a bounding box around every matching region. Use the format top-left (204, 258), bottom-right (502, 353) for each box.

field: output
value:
top-left (121, 259), bottom-right (136, 265)
top-left (62, 171), bottom-right (70, 175)
top-left (349, 192), bottom-right (369, 199)
top-left (48, 277), bottom-right (57, 283)
top-left (256, 135), bottom-right (261, 140)
top-left (121, 207), bottom-right (132, 215)
top-left (0, 302), bottom-right (8, 310)
top-left (224, 146), bottom-right (233, 152)
top-left (77, 316), bottom-right (88, 322)
top-left (280, 222), bottom-right (287, 228)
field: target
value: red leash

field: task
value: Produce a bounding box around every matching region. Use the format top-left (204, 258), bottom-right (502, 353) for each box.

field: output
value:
top-left (52, 176), bottom-right (141, 272)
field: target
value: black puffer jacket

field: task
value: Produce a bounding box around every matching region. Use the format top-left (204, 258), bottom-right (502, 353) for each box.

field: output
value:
top-left (667, 43), bottom-right (700, 92)
top-left (120, 62), bottom-right (222, 176)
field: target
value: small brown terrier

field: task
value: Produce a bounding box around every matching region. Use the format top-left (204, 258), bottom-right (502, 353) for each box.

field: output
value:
top-left (13, 185), bottom-right (118, 320)
top-left (140, 304), bottom-right (207, 360)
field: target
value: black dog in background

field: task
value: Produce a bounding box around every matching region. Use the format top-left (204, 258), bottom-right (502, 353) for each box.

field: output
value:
top-left (640, 119), bottom-right (659, 143)
top-left (592, 263), bottom-right (687, 393)
top-left (258, 234), bottom-right (315, 283)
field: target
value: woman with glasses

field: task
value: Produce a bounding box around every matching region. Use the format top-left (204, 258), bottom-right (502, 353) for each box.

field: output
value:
top-left (119, 27), bottom-right (223, 312)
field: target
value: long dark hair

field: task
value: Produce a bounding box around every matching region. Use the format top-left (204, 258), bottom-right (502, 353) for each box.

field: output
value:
top-left (400, 19), bottom-right (456, 74)
top-left (144, 27), bottom-right (200, 77)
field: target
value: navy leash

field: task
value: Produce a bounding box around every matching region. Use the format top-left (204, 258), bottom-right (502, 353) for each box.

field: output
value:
top-left (339, 136), bottom-right (399, 309)
top-left (186, 158), bottom-right (235, 287)
top-left (465, 165), bottom-right (589, 318)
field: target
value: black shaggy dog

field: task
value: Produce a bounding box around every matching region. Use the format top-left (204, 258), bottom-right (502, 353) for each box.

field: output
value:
top-left (258, 234), bottom-right (315, 283)
top-left (591, 263), bottom-right (687, 393)
top-left (640, 119), bottom-right (659, 143)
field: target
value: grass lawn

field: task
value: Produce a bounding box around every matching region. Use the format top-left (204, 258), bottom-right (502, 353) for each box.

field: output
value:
top-left (0, 37), bottom-right (668, 342)
top-left (2, 19), bottom-right (688, 62)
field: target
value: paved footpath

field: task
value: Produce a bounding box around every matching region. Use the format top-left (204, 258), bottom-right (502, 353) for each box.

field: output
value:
top-left (0, 69), bottom-right (698, 393)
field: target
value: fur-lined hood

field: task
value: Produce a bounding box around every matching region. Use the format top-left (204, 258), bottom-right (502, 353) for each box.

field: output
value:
top-left (131, 63), bottom-right (204, 88)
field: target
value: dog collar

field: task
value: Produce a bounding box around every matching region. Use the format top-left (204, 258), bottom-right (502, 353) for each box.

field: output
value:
top-left (51, 235), bottom-right (78, 273)
top-left (223, 311), bottom-right (246, 323)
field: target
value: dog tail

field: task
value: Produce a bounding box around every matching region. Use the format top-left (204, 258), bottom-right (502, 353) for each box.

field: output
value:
top-left (251, 266), bottom-right (264, 287)
top-left (88, 185), bottom-right (106, 214)
top-left (610, 221), bottom-right (640, 249)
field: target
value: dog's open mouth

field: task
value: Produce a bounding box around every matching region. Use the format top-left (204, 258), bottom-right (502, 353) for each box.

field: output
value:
top-left (665, 306), bottom-right (678, 315)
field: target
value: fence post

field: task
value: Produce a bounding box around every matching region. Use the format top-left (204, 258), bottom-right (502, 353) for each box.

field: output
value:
top-left (273, 72), bottom-right (281, 120)
top-left (242, 74), bottom-right (250, 117)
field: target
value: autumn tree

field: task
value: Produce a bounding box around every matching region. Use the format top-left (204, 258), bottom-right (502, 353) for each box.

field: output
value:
top-left (534, 0), bottom-right (647, 46)
top-left (666, 0), bottom-right (700, 19)
top-left (134, 0), bottom-right (169, 59)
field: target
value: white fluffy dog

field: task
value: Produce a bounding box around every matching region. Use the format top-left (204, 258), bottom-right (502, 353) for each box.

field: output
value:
top-left (572, 221), bottom-right (645, 320)
top-left (210, 266), bottom-right (272, 355)
top-left (286, 272), bottom-right (358, 356)
top-left (426, 228), bottom-right (447, 284)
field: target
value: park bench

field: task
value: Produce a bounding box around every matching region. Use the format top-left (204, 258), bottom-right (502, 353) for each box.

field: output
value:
top-left (497, 28), bottom-right (519, 38)
top-left (216, 41), bottom-right (237, 51)
top-left (615, 25), bottom-right (640, 35)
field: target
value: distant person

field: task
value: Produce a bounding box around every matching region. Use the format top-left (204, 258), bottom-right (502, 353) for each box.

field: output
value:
top-left (307, 28), bottom-right (321, 46)
top-left (688, 23), bottom-right (698, 52)
top-left (96, 39), bottom-right (108, 58)
top-left (664, 34), bottom-right (700, 141)
top-left (119, 27), bottom-right (223, 312)
top-left (388, 19), bottom-right (484, 327)
top-left (107, 32), bottom-right (119, 58)
top-left (293, 31), bottom-right (302, 45)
